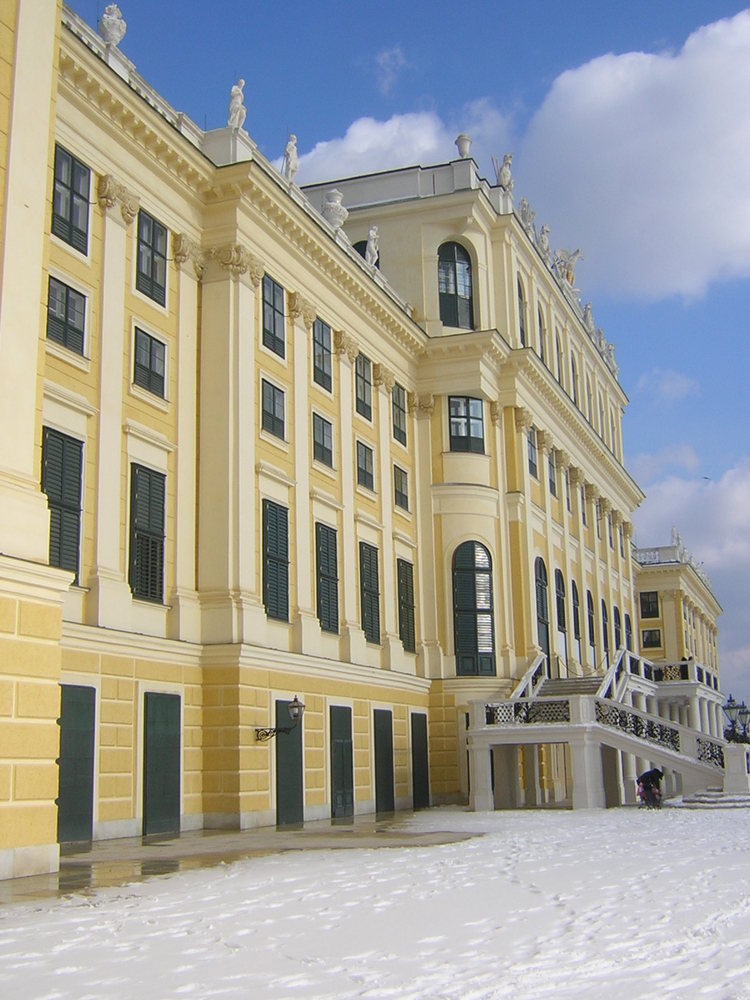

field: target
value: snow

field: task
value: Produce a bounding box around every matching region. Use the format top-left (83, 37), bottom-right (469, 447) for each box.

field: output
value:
top-left (2, 806), bottom-right (750, 999)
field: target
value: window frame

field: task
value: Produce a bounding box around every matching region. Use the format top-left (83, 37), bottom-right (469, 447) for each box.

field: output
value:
top-left (312, 412), bottom-right (333, 467)
top-left (640, 591), bottom-right (659, 619)
top-left (359, 541), bottom-right (380, 644)
top-left (393, 465), bottom-right (409, 511)
top-left (527, 426), bottom-right (538, 478)
top-left (448, 396), bottom-right (484, 454)
top-left (262, 275), bottom-right (286, 359)
top-left (312, 317), bottom-right (332, 391)
top-left (135, 209), bottom-right (168, 307)
top-left (356, 440), bottom-right (374, 491)
top-left (392, 382), bottom-right (407, 446)
top-left (438, 241), bottom-right (474, 330)
top-left (133, 327), bottom-right (167, 399)
top-left (548, 450), bottom-right (557, 496)
top-left (261, 378), bottom-right (285, 440)
top-left (355, 353), bottom-right (372, 420)
top-left (315, 522), bottom-right (339, 634)
top-left (642, 628), bottom-right (662, 649)
top-left (397, 558), bottom-right (416, 653)
top-left (262, 499), bottom-right (289, 622)
top-left (452, 541), bottom-right (496, 676)
top-left (41, 427), bottom-right (83, 584)
top-left (52, 144), bottom-right (90, 255)
top-left (47, 276), bottom-right (86, 356)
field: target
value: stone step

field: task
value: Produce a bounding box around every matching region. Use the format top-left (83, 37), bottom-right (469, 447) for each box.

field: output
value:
top-left (669, 790), bottom-right (750, 809)
top-left (538, 678), bottom-right (602, 696)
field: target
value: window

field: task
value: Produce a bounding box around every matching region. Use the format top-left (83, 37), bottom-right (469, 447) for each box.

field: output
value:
top-left (614, 606), bottom-right (622, 649)
top-left (392, 383), bottom-right (407, 445)
top-left (449, 396), bottom-right (484, 453)
top-left (47, 277), bottom-right (85, 355)
top-left (394, 465), bottom-right (409, 510)
top-left (625, 614), bottom-right (633, 651)
top-left (315, 522), bottom-right (338, 633)
top-left (571, 356), bottom-right (579, 406)
top-left (555, 335), bottom-right (563, 385)
top-left (581, 485), bottom-right (587, 526)
top-left (262, 275), bottom-right (285, 358)
top-left (517, 277), bottom-right (527, 347)
top-left (572, 580), bottom-right (582, 660)
top-left (52, 145), bottom-right (90, 254)
top-left (565, 468), bottom-right (571, 512)
top-left (601, 600), bottom-right (610, 665)
top-left (586, 377), bottom-right (593, 421)
top-left (263, 500), bottom-right (289, 621)
top-left (397, 559), bottom-right (416, 653)
top-left (129, 464), bottom-right (165, 603)
top-left (438, 242), bottom-right (473, 329)
top-left (453, 541), bottom-right (495, 676)
top-left (313, 413), bottom-right (333, 467)
top-left (537, 305), bottom-right (546, 364)
top-left (356, 441), bottom-right (374, 490)
top-left (548, 450), bottom-right (557, 496)
top-left (642, 628), bottom-right (661, 649)
top-left (555, 570), bottom-right (566, 632)
top-left (535, 558), bottom-right (550, 672)
top-left (261, 379), bottom-right (285, 439)
top-left (313, 317), bottom-right (332, 391)
top-left (355, 353), bottom-right (372, 420)
top-left (41, 428), bottom-right (83, 583)
top-left (587, 590), bottom-right (596, 654)
top-left (136, 210), bottom-right (167, 306)
top-left (608, 514), bottom-right (614, 549)
top-left (640, 591), bottom-right (659, 619)
top-left (359, 542), bottom-right (380, 643)
top-left (596, 501), bottom-right (601, 539)
top-left (527, 427), bottom-right (538, 478)
top-left (134, 328), bottom-right (166, 398)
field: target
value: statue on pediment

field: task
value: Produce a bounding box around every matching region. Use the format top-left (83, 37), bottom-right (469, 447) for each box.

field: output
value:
top-left (493, 153), bottom-right (514, 193)
top-left (583, 303), bottom-right (596, 335)
top-left (553, 247), bottom-right (583, 287)
top-left (365, 225), bottom-right (379, 266)
top-left (99, 4), bottom-right (127, 46)
top-left (323, 189), bottom-right (348, 233)
top-left (282, 134), bottom-right (299, 183)
top-left (537, 224), bottom-right (551, 265)
top-left (519, 198), bottom-right (536, 239)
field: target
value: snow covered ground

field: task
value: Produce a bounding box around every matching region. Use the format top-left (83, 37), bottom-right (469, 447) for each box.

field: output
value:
top-left (2, 806), bottom-right (750, 1000)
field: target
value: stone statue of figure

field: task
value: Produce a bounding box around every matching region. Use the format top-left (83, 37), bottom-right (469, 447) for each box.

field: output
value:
top-left (494, 153), bottom-right (514, 193)
top-left (365, 225), bottom-right (379, 266)
top-left (282, 134), bottom-right (299, 183)
top-left (98, 4), bottom-right (127, 45)
top-left (519, 197), bottom-right (535, 238)
top-left (553, 247), bottom-right (583, 286)
top-left (583, 303), bottom-right (596, 334)
top-left (537, 224), bottom-right (551, 264)
top-left (228, 79), bottom-right (246, 130)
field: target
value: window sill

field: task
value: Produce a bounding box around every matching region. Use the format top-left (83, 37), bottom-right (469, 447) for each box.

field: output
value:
top-left (45, 338), bottom-right (91, 373)
top-left (50, 232), bottom-right (91, 265)
top-left (259, 428), bottom-right (290, 453)
top-left (129, 381), bottom-right (169, 412)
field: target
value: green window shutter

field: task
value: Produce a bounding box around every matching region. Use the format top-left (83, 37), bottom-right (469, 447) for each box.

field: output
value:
top-left (41, 427), bottom-right (82, 582)
top-left (129, 465), bottom-right (165, 602)
top-left (359, 542), bottom-right (380, 644)
top-left (452, 541), bottom-right (495, 676)
top-left (316, 523), bottom-right (339, 633)
top-left (397, 559), bottom-right (415, 653)
top-left (263, 500), bottom-right (289, 621)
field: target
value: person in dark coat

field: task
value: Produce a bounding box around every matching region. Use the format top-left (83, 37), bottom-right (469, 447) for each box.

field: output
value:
top-left (637, 767), bottom-right (664, 807)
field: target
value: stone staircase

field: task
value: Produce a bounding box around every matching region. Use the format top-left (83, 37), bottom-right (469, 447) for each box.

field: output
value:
top-left (670, 788), bottom-right (750, 809)
top-left (537, 677), bottom-right (603, 697)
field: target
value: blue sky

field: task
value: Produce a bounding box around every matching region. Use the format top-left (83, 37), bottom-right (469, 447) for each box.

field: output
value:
top-left (71, 2), bottom-right (750, 703)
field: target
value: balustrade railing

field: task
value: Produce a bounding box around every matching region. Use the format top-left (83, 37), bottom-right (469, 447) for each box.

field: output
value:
top-left (595, 700), bottom-right (680, 753)
top-left (486, 698), bottom-right (571, 725)
top-left (697, 738), bottom-right (725, 769)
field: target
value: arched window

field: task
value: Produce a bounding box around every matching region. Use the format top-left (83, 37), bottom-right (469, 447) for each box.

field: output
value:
top-left (537, 305), bottom-right (546, 364)
top-left (438, 242), bottom-right (473, 330)
top-left (554, 569), bottom-right (568, 670)
top-left (517, 277), bottom-right (527, 347)
top-left (555, 334), bottom-right (563, 385)
top-left (625, 613), bottom-right (633, 651)
top-left (570, 355), bottom-right (579, 407)
top-left (572, 581), bottom-right (582, 662)
top-left (534, 557), bottom-right (551, 675)
top-left (601, 600), bottom-right (610, 667)
top-left (586, 376), bottom-right (593, 421)
top-left (587, 590), bottom-right (596, 664)
top-left (453, 541), bottom-right (495, 675)
top-left (614, 606), bottom-right (622, 649)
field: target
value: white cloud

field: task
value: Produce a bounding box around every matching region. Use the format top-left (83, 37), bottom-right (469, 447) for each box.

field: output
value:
top-left (296, 104), bottom-right (513, 185)
top-left (633, 459), bottom-right (750, 699)
top-left (517, 11), bottom-right (750, 298)
top-left (629, 443), bottom-right (700, 485)
top-left (635, 367), bottom-right (700, 402)
top-left (375, 46), bottom-right (408, 97)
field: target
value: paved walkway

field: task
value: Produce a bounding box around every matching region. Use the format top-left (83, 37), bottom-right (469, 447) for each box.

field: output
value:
top-left (0, 813), bottom-right (475, 906)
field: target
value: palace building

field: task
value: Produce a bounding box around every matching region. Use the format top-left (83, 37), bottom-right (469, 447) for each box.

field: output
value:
top-left (0, 2), bottom-right (732, 880)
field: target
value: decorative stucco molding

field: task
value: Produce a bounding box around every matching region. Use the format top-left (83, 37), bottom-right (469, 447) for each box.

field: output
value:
top-left (333, 329), bottom-right (359, 363)
top-left (288, 291), bottom-right (316, 330)
top-left (409, 392), bottom-right (434, 418)
top-left (172, 233), bottom-right (207, 280)
top-left (373, 363), bottom-right (395, 392)
top-left (97, 173), bottom-right (139, 225)
top-left (514, 406), bottom-right (533, 433)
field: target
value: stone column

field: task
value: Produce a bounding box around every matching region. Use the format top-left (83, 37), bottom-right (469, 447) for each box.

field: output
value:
top-left (468, 745), bottom-right (494, 811)
top-left (569, 733), bottom-right (606, 809)
top-left (373, 363), bottom-right (402, 667)
top-left (88, 176), bottom-right (140, 628)
top-left (334, 330), bottom-right (367, 664)
top-left (411, 393), bottom-right (441, 677)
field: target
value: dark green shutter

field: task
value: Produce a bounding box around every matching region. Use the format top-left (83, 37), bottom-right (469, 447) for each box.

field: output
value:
top-left (263, 500), bottom-right (289, 621)
top-left (397, 559), bottom-right (415, 652)
top-left (57, 684), bottom-right (95, 843)
top-left (330, 705), bottom-right (354, 818)
top-left (373, 709), bottom-right (394, 813)
top-left (42, 428), bottom-right (83, 583)
top-left (275, 699), bottom-right (303, 826)
top-left (316, 522), bottom-right (338, 633)
top-left (129, 465), bottom-right (165, 602)
top-left (359, 542), bottom-right (380, 644)
top-left (411, 713), bottom-right (430, 810)
top-left (143, 692), bottom-right (180, 835)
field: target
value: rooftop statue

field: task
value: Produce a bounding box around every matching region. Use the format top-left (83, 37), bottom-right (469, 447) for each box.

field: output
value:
top-left (583, 303), bottom-right (596, 335)
top-left (537, 224), bottom-right (551, 265)
top-left (518, 198), bottom-right (536, 239)
top-left (228, 79), bottom-right (247, 130)
top-left (98, 4), bottom-right (127, 46)
top-left (322, 189), bottom-right (348, 233)
top-left (365, 225), bottom-right (379, 267)
top-left (493, 153), bottom-right (514, 193)
top-left (553, 247), bottom-right (583, 287)
top-left (282, 134), bottom-right (299, 183)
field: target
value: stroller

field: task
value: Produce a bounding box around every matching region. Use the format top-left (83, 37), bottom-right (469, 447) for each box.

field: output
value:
top-left (636, 768), bottom-right (663, 809)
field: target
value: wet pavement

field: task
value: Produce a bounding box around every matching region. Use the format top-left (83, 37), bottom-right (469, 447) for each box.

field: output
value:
top-left (0, 812), bottom-right (475, 906)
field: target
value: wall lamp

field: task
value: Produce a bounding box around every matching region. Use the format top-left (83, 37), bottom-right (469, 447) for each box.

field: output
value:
top-left (255, 695), bottom-right (305, 743)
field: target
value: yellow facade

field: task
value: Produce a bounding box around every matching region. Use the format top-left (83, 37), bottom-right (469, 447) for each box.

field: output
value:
top-left (0, 4), bottom-right (722, 878)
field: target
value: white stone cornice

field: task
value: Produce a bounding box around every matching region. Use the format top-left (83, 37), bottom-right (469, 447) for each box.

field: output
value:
top-left (123, 419), bottom-right (176, 453)
top-left (373, 363), bottom-right (396, 393)
top-left (288, 290), bottom-right (316, 329)
top-left (97, 173), bottom-right (139, 225)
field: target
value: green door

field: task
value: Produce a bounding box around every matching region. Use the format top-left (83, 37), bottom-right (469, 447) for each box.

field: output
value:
top-left (275, 699), bottom-right (303, 826)
top-left (330, 705), bottom-right (354, 819)
top-left (57, 684), bottom-right (95, 843)
top-left (143, 692), bottom-right (181, 836)
top-left (373, 708), bottom-right (395, 814)
top-left (411, 713), bottom-right (430, 810)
